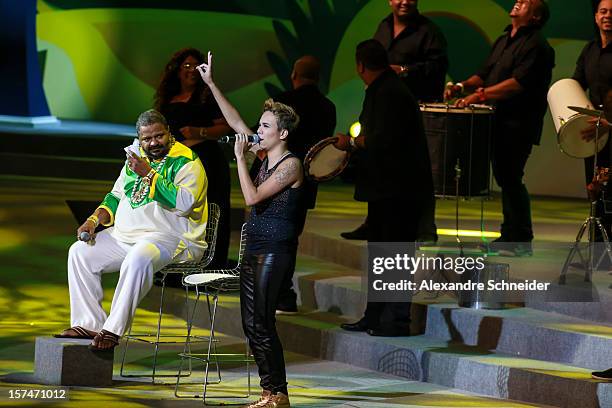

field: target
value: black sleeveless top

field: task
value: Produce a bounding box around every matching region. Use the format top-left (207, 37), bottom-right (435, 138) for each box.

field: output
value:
top-left (245, 153), bottom-right (303, 254)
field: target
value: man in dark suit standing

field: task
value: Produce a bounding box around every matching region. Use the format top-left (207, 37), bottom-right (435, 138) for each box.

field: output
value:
top-left (273, 56), bottom-right (337, 314)
top-left (335, 40), bottom-right (434, 336)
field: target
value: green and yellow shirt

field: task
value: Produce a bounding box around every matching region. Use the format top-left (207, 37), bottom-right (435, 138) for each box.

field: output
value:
top-left (98, 142), bottom-right (208, 261)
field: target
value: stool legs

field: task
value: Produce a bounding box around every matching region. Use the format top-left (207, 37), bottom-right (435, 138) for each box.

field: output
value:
top-left (119, 274), bottom-right (193, 383)
top-left (175, 286), bottom-right (252, 403)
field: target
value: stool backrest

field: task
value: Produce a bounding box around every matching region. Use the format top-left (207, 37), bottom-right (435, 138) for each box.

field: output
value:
top-left (235, 223), bottom-right (247, 267)
top-left (199, 202), bottom-right (221, 267)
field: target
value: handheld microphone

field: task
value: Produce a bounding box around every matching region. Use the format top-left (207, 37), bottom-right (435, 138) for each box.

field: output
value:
top-left (79, 231), bottom-right (91, 242)
top-left (218, 134), bottom-right (260, 144)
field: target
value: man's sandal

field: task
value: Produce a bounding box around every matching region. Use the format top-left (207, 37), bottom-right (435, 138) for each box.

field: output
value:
top-left (54, 326), bottom-right (97, 339)
top-left (89, 329), bottom-right (120, 351)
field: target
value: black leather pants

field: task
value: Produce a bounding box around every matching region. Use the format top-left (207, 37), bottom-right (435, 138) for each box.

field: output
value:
top-left (240, 253), bottom-right (293, 395)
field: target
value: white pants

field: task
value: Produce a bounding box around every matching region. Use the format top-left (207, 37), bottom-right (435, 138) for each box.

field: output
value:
top-left (67, 228), bottom-right (180, 336)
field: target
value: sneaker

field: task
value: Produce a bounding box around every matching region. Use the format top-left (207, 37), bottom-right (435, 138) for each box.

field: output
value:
top-left (243, 390), bottom-right (272, 407)
top-left (260, 392), bottom-right (290, 407)
top-left (592, 368), bottom-right (612, 381)
top-left (478, 236), bottom-right (507, 253)
top-left (497, 242), bottom-right (533, 257)
top-left (340, 223), bottom-right (368, 240)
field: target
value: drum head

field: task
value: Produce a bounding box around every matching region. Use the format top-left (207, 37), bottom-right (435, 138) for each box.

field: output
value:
top-left (420, 103), bottom-right (494, 114)
top-left (558, 115), bottom-right (609, 158)
top-left (304, 137), bottom-right (350, 182)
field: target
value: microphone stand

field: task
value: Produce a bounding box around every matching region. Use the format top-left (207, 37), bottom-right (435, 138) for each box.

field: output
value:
top-left (560, 109), bottom-right (612, 283)
top-left (455, 158), bottom-right (464, 256)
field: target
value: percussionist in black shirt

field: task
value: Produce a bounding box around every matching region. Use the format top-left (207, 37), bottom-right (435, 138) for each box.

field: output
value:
top-left (341, 0), bottom-right (447, 242)
top-left (445, 0), bottom-right (554, 256)
top-left (374, 0), bottom-right (448, 103)
top-left (573, 0), bottom-right (612, 191)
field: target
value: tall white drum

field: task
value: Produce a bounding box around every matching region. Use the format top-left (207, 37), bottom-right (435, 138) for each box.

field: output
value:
top-left (547, 78), bottom-right (607, 158)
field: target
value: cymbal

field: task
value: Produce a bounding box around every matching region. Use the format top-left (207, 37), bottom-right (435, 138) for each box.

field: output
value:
top-left (568, 106), bottom-right (603, 117)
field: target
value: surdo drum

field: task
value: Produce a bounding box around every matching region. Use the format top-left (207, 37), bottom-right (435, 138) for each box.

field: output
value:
top-left (420, 103), bottom-right (493, 198)
top-left (547, 78), bottom-right (607, 159)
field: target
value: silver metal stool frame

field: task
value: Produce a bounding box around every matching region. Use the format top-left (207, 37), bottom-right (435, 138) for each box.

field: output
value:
top-left (174, 223), bottom-right (254, 403)
top-left (119, 202), bottom-right (221, 383)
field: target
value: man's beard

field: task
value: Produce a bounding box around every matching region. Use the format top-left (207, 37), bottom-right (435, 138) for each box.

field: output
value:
top-left (145, 147), bottom-right (168, 160)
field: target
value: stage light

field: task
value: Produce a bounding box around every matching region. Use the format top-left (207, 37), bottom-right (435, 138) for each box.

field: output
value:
top-left (349, 121), bottom-right (361, 137)
top-left (437, 228), bottom-right (501, 238)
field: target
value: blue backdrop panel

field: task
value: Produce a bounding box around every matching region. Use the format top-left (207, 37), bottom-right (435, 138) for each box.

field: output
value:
top-left (0, 0), bottom-right (50, 117)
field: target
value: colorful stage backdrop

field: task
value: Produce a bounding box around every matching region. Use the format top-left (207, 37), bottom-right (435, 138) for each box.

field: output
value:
top-left (35, 0), bottom-right (598, 198)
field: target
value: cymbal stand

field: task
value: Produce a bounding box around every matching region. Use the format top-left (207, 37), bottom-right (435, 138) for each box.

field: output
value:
top-left (560, 111), bottom-right (612, 284)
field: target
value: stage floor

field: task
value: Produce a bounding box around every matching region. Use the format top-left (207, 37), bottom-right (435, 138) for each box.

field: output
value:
top-left (0, 174), bottom-right (602, 407)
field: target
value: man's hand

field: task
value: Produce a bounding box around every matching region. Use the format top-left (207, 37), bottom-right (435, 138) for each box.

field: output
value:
top-left (389, 64), bottom-right (403, 75)
top-left (233, 133), bottom-right (251, 161)
top-left (334, 133), bottom-right (353, 151)
top-left (444, 83), bottom-right (463, 101)
top-left (127, 153), bottom-right (152, 177)
top-left (77, 218), bottom-right (96, 241)
top-left (581, 117), bottom-right (610, 142)
top-left (196, 51), bottom-right (214, 86)
top-left (455, 93), bottom-right (481, 108)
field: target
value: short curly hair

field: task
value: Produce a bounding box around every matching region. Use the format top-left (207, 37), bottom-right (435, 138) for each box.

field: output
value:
top-left (136, 109), bottom-right (168, 135)
top-left (262, 99), bottom-right (300, 134)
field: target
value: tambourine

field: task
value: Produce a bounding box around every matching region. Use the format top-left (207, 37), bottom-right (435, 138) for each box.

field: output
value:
top-left (303, 136), bottom-right (351, 182)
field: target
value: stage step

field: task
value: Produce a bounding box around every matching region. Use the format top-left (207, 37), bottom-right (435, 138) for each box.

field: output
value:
top-left (135, 216), bottom-right (612, 407)
top-left (425, 304), bottom-right (612, 370)
top-left (156, 287), bottom-right (612, 408)
top-left (299, 227), bottom-right (612, 325)
top-left (112, 332), bottom-right (554, 407)
top-left (2, 152), bottom-right (124, 181)
top-left (526, 295), bottom-right (612, 325)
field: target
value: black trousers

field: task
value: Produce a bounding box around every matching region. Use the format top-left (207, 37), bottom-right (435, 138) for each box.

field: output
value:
top-left (492, 130), bottom-right (533, 242)
top-left (363, 197), bottom-right (421, 331)
top-left (240, 253), bottom-right (293, 394)
top-left (417, 194), bottom-right (438, 241)
top-left (276, 205), bottom-right (308, 309)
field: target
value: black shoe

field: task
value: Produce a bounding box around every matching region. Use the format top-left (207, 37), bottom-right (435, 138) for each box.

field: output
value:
top-left (592, 368), bottom-right (612, 381)
top-left (417, 233), bottom-right (438, 245)
top-left (340, 319), bottom-right (368, 332)
top-left (366, 327), bottom-right (410, 337)
top-left (340, 224), bottom-right (368, 240)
